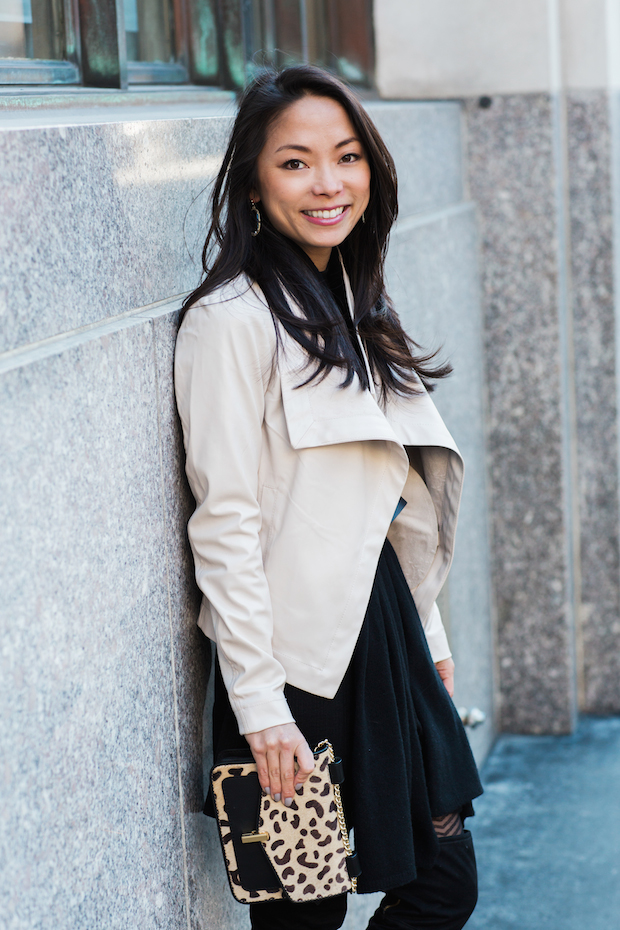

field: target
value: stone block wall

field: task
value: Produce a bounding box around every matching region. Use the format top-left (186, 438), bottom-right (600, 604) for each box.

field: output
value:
top-left (0, 105), bottom-right (234, 930)
top-left (0, 100), bottom-right (492, 929)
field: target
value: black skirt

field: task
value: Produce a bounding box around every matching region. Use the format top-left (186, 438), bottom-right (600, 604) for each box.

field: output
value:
top-left (211, 538), bottom-right (483, 894)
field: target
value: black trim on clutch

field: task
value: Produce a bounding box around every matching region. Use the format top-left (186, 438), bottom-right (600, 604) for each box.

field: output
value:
top-left (329, 758), bottom-right (345, 785)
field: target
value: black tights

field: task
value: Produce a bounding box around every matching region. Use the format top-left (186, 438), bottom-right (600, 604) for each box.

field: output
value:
top-left (249, 829), bottom-right (477, 930)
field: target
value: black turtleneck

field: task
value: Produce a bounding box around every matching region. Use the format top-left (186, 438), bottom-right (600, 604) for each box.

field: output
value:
top-left (319, 251), bottom-right (363, 364)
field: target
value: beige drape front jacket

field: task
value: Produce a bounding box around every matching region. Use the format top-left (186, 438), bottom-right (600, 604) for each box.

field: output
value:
top-left (174, 271), bottom-right (464, 735)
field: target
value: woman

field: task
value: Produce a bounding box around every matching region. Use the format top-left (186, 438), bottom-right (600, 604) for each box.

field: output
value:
top-left (175, 65), bottom-right (482, 930)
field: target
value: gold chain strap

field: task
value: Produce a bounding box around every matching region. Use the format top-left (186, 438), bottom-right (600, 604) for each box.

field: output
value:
top-left (314, 739), bottom-right (358, 893)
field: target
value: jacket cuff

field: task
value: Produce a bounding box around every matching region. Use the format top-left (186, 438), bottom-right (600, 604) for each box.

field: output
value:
top-left (423, 601), bottom-right (452, 664)
top-left (232, 694), bottom-right (296, 736)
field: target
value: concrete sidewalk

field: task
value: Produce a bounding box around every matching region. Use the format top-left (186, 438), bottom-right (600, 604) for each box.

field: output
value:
top-left (467, 715), bottom-right (620, 929)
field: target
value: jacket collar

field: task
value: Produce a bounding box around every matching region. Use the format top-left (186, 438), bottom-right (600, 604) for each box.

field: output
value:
top-left (338, 252), bottom-right (460, 457)
top-left (250, 269), bottom-right (461, 459)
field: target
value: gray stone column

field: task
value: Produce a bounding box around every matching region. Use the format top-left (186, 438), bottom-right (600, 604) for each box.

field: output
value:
top-left (465, 86), bottom-right (620, 730)
top-left (566, 89), bottom-right (620, 715)
top-left (464, 93), bottom-right (579, 734)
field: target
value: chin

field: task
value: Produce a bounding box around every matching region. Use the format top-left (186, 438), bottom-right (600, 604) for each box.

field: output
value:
top-left (313, 229), bottom-right (354, 247)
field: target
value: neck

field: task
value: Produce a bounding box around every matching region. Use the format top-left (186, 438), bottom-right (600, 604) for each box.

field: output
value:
top-left (302, 245), bottom-right (332, 272)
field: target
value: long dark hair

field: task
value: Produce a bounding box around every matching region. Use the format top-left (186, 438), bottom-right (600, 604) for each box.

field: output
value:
top-left (183, 65), bottom-right (450, 399)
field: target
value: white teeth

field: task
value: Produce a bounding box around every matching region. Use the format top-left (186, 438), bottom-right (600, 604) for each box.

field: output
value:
top-left (303, 206), bottom-right (346, 218)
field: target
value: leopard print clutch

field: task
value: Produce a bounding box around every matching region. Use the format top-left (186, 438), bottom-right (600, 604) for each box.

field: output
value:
top-left (210, 740), bottom-right (359, 904)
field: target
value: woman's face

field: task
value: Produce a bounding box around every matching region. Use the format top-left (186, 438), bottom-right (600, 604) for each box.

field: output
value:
top-left (251, 94), bottom-right (371, 271)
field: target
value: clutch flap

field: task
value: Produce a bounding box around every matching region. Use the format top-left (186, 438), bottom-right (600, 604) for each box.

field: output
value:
top-left (210, 760), bottom-right (283, 904)
top-left (258, 745), bottom-right (352, 903)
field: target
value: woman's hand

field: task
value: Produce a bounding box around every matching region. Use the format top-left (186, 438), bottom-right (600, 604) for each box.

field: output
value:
top-left (435, 657), bottom-right (455, 697)
top-left (245, 723), bottom-right (315, 806)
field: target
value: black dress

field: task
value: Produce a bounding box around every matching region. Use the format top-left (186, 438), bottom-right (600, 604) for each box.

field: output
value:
top-left (209, 255), bottom-right (483, 894)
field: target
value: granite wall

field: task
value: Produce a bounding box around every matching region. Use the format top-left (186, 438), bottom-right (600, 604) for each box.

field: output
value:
top-left (0, 104), bottom-right (241, 930)
top-left (0, 100), bottom-right (493, 930)
top-left (464, 86), bottom-right (620, 732)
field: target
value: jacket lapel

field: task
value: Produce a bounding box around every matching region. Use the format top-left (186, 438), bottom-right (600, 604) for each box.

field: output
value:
top-left (278, 335), bottom-right (400, 450)
top-left (260, 269), bottom-right (461, 459)
top-left (383, 389), bottom-right (460, 455)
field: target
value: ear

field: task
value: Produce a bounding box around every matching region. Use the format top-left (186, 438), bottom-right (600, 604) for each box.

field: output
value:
top-left (249, 190), bottom-right (261, 204)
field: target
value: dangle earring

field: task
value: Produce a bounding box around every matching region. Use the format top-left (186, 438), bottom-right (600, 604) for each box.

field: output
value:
top-left (250, 199), bottom-right (262, 237)
top-left (362, 211), bottom-right (366, 224)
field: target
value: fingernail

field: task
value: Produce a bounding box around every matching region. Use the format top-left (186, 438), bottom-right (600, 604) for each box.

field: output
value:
top-left (295, 784), bottom-right (303, 795)
top-left (263, 787), bottom-right (270, 797)
top-left (284, 797), bottom-right (293, 808)
top-left (274, 793), bottom-right (281, 802)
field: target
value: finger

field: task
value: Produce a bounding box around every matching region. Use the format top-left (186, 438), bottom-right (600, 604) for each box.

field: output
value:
top-left (294, 739), bottom-right (315, 788)
top-left (245, 736), bottom-right (270, 793)
top-left (280, 746), bottom-right (296, 804)
top-left (254, 754), bottom-right (271, 793)
top-left (266, 747), bottom-right (282, 801)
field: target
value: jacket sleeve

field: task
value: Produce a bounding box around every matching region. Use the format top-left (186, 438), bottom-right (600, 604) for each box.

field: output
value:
top-left (422, 602), bottom-right (452, 663)
top-left (174, 295), bottom-right (295, 735)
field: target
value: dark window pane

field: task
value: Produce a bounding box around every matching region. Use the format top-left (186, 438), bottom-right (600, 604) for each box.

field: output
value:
top-left (125, 0), bottom-right (176, 63)
top-left (327, 0), bottom-right (372, 84)
top-left (257, 0), bottom-right (275, 65)
top-left (244, 1), bottom-right (371, 82)
top-left (0, 0), bottom-right (65, 59)
top-left (245, 0), bottom-right (268, 71)
top-left (273, 0), bottom-right (302, 66)
top-left (305, 0), bottom-right (327, 66)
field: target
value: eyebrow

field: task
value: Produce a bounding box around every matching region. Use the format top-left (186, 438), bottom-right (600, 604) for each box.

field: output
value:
top-left (274, 136), bottom-right (360, 154)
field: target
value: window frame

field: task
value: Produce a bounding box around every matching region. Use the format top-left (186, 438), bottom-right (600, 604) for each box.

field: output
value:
top-left (0, 57), bottom-right (79, 83)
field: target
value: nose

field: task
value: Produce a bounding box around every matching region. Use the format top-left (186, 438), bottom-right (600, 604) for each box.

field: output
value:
top-left (311, 163), bottom-right (344, 198)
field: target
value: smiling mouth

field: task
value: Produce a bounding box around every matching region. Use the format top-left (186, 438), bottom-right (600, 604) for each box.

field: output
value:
top-left (302, 206), bottom-right (348, 218)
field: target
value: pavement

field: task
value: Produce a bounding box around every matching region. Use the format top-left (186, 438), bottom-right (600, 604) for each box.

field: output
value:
top-left (467, 715), bottom-right (620, 930)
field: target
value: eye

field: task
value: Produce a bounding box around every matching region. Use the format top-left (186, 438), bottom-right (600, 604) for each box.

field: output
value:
top-left (340, 152), bottom-right (362, 164)
top-left (282, 158), bottom-right (307, 170)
